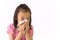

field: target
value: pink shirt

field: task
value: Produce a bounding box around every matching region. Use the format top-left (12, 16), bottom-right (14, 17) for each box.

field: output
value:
top-left (7, 23), bottom-right (33, 40)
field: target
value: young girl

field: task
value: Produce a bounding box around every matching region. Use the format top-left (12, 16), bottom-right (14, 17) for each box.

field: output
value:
top-left (7, 4), bottom-right (33, 40)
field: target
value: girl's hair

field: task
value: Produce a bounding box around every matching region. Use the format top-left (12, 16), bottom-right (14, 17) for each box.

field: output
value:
top-left (13, 4), bottom-right (31, 28)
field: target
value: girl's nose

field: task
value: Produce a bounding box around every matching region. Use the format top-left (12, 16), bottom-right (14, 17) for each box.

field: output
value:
top-left (17, 19), bottom-right (28, 26)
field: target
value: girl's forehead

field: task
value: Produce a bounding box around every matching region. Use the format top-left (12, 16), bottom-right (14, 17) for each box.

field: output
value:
top-left (18, 12), bottom-right (30, 17)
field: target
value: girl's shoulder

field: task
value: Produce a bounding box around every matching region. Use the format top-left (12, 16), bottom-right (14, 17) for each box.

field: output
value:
top-left (28, 25), bottom-right (33, 36)
top-left (7, 23), bottom-right (15, 34)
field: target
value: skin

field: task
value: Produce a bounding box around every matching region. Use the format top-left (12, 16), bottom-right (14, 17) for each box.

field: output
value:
top-left (17, 11), bottom-right (30, 31)
top-left (8, 11), bottom-right (33, 40)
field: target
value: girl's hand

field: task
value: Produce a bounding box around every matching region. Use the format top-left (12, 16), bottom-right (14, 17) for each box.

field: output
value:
top-left (17, 21), bottom-right (29, 34)
top-left (25, 30), bottom-right (33, 40)
top-left (25, 26), bottom-right (33, 40)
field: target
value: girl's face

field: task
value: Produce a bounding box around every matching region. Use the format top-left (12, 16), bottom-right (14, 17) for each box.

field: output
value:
top-left (17, 11), bottom-right (30, 28)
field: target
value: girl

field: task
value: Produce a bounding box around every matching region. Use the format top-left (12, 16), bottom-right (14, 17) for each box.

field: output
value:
top-left (7, 4), bottom-right (33, 40)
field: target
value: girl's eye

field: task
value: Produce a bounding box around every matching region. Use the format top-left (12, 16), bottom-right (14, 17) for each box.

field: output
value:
top-left (27, 18), bottom-right (30, 20)
top-left (21, 18), bottom-right (25, 20)
top-left (20, 18), bottom-right (30, 21)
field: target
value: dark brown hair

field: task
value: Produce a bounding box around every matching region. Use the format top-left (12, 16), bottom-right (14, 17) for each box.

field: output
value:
top-left (13, 4), bottom-right (31, 28)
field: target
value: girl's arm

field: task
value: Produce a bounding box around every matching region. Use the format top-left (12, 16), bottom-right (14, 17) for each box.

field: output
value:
top-left (15, 31), bottom-right (23, 40)
top-left (8, 31), bottom-right (23, 40)
top-left (8, 33), bottom-right (14, 40)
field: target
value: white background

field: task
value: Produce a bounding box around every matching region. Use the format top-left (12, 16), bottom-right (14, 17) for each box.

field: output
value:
top-left (0, 0), bottom-right (60, 40)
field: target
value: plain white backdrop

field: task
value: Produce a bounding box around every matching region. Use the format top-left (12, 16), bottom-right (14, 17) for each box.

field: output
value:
top-left (0, 0), bottom-right (60, 40)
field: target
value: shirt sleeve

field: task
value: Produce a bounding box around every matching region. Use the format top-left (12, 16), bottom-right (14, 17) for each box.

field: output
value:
top-left (28, 25), bottom-right (33, 36)
top-left (7, 24), bottom-right (15, 35)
